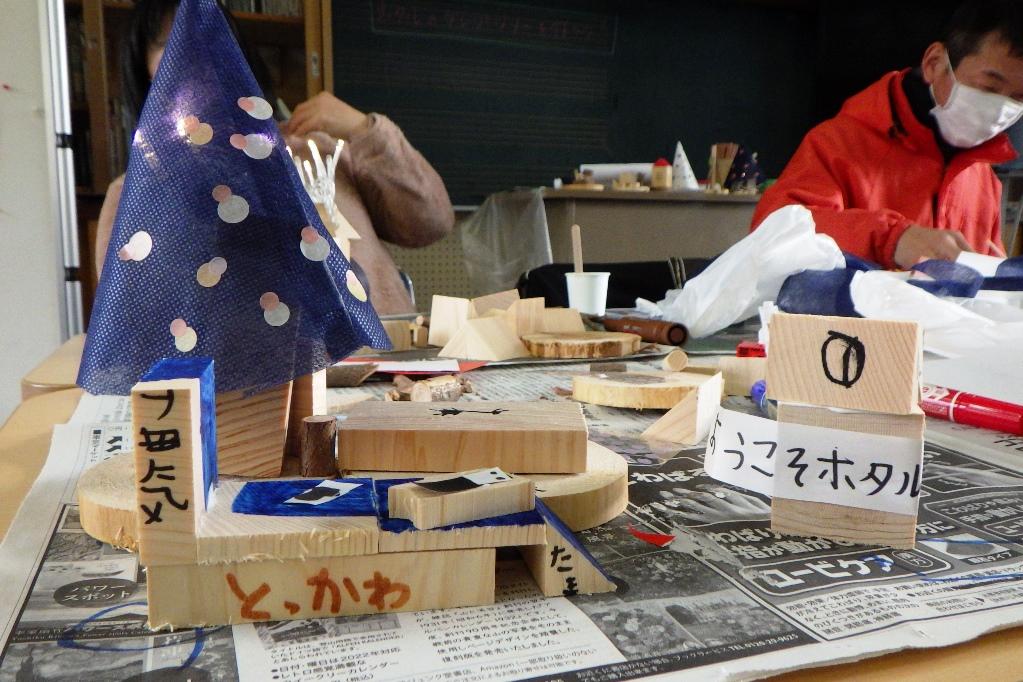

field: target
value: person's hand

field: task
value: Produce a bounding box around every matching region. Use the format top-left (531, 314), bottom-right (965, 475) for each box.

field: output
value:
top-left (282, 92), bottom-right (369, 140)
top-left (894, 225), bottom-right (973, 268)
top-left (283, 130), bottom-right (342, 161)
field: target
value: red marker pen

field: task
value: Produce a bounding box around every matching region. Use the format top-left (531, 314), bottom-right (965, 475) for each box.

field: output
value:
top-left (921, 383), bottom-right (1023, 435)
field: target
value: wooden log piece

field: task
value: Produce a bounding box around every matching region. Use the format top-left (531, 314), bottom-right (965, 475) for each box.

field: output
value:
top-left (521, 332), bottom-right (641, 359)
top-left (409, 375), bottom-right (473, 402)
top-left (662, 349), bottom-right (689, 372)
top-left (300, 415), bottom-right (338, 477)
top-left (326, 363), bottom-right (378, 388)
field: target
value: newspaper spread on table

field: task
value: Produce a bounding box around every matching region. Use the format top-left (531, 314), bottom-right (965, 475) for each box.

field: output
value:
top-left (4, 359), bottom-right (1023, 681)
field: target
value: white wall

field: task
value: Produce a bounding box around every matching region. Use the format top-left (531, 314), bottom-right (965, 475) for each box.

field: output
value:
top-left (0, 0), bottom-right (64, 423)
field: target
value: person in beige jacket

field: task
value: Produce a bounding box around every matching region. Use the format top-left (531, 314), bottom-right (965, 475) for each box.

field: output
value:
top-left (95, 0), bottom-right (453, 315)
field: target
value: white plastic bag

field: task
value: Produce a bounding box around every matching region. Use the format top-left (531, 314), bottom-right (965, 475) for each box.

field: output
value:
top-left (654, 205), bottom-right (844, 337)
top-left (460, 189), bottom-right (553, 296)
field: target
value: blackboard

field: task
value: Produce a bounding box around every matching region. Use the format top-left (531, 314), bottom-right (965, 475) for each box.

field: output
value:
top-left (331, 0), bottom-right (961, 205)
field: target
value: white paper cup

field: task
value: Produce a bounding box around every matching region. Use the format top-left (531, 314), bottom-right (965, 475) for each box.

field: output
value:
top-left (565, 272), bottom-right (610, 316)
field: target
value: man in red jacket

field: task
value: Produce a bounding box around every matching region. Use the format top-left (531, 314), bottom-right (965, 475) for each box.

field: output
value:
top-left (751, 1), bottom-right (1023, 269)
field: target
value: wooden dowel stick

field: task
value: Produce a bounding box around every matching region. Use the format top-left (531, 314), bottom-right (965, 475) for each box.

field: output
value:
top-left (300, 415), bottom-right (337, 477)
top-left (571, 223), bottom-right (584, 273)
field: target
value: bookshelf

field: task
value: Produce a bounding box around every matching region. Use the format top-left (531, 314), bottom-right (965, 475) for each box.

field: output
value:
top-left (64, 0), bottom-right (333, 323)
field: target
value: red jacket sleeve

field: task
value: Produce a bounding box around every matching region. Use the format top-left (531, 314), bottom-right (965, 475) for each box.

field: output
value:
top-left (751, 129), bottom-right (913, 269)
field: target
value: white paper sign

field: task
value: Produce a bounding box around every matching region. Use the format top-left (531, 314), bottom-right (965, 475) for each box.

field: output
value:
top-left (774, 421), bottom-right (924, 516)
top-left (285, 480), bottom-right (362, 505)
top-left (704, 408), bottom-right (778, 497)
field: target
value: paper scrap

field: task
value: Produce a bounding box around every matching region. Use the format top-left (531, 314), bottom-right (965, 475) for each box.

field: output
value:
top-left (957, 251), bottom-right (1004, 277)
top-left (285, 479), bottom-right (362, 505)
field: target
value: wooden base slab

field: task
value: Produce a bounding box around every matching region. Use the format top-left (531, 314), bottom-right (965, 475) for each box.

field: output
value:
top-left (338, 401), bottom-right (588, 474)
top-left (195, 481), bottom-right (379, 564)
top-left (147, 548), bottom-right (496, 629)
top-left (521, 332), bottom-right (641, 359)
top-left (573, 371), bottom-right (714, 410)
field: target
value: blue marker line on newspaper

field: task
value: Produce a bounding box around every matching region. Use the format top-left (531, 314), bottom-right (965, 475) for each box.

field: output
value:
top-left (864, 544), bottom-right (1023, 585)
top-left (58, 600), bottom-right (210, 668)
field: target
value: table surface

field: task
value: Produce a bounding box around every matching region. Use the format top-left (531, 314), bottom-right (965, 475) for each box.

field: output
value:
top-left (4, 337), bottom-right (1023, 680)
top-left (543, 187), bottom-right (761, 203)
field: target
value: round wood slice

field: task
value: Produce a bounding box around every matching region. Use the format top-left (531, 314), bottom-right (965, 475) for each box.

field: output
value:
top-left (78, 453), bottom-right (139, 551)
top-left (573, 371), bottom-right (703, 409)
top-left (77, 441), bottom-right (629, 551)
top-left (521, 332), bottom-right (641, 359)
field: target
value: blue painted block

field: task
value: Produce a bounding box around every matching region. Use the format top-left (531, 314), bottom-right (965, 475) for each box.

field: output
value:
top-left (141, 357), bottom-right (217, 506)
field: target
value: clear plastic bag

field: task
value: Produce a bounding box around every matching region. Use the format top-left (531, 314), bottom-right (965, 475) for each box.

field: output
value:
top-left (461, 189), bottom-right (553, 295)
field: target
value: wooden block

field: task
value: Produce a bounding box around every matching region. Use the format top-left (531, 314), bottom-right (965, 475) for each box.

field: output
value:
top-left (378, 516), bottom-right (546, 553)
top-left (718, 356), bottom-right (767, 396)
top-left (572, 371), bottom-right (714, 410)
top-left (642, 372), bottom-right (723, 445)
top-left (428, 295), bottom-right (474, 347)
top-left (216, 381), bottom-right (292, 477)
top-left (521, 332), bottom-right (641, 359)
top-left (194, 480), bottom-right (378, 564)
top-left (133, 359), bottom-right (216, 567)
top-left (353, 441), bottom-right (628, 533)
top-left (380, 319), bottom-right (413, 351)
top-left (469, 289), bottom-right (520, 317)
top-left (766, 312), bottom-right (922, 414)
top-left (503, 297), bottom-right (546, 336)
top-left (771, 403), bottom-right (925, 549)
top-left (771, 499), bottom-right (917, 550)
top-left (438, 317), bottom-right (529, 361)
top-left (339, 401), bottom-right (588, 473)
top-left (285, 370), bottom-right (326, 459)
top-left (522, 500), bottom-right (616, 597)
top-left (78, 452), bottom-right (139, 551)
top-left (300, 415), bottom-right (338, 477)
top-left (388, 471), bottom-right (535, 529)
top-left (412, 324), bottom-right (429, 347)
top-left (537, 307), bottom-right (586, 333)
top-left (662, 349), bottom-right (689, 372)
top-left (147, 548), bottom-right (496, 629)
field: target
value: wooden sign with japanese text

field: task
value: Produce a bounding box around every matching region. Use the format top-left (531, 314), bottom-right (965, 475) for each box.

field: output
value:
top-left (133, 375), bottom-right (206, 566)
top-left (147, 548), bottom-right (496, 627)
top-left (766, 313), bottom-right (922, 415)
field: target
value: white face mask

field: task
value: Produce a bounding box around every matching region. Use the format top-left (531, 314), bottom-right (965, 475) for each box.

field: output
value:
top-left (930, 56), bottom-right (1023, 148)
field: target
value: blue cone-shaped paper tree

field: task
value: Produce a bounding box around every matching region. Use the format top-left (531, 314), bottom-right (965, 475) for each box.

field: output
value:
top-left (77, 0), bottom-right (389, 396)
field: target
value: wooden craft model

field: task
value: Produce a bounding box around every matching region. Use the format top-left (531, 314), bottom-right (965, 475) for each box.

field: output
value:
top-left (122, 357), bottom-right (614, 629)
